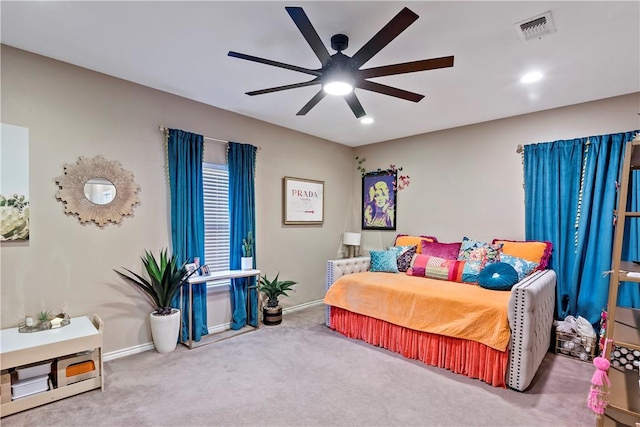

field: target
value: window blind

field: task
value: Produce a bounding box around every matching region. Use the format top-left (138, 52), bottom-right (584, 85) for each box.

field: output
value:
top-left (203, 163), bottom-right (230, 286)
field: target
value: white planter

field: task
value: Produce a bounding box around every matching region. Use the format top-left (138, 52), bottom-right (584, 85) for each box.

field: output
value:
top-left (149, 309), bottom-right (180, 353)
top-left (241, 257), bottom-right (253, 270)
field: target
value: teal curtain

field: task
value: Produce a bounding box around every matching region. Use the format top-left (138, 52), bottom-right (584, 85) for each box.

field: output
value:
top-left (228, 142), bottom-right (257, 329)
top-left (167, 128), bottom-right (208, 341)
top-left (524, 130), bottom-right (640, 325)
top-left (524, 138), bottom-right (585, 319)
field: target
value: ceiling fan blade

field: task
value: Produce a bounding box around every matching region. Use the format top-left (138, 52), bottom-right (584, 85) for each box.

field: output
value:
top-left (246, 79), bottom-right (321, 96)
top-left (228, 51), bottom-right (321, 77)
top-left (286, 7), bottom-right (332, 66)
top-left (359, 56), bottom-right (455, 79)
top-left (296, 90), bottom-right (327, 116)
top-left (344, 93), bottom-right (366, 119)
top-left (350, 7), bottom-right (419, 68)
top-left (357, 80), bottom-right (424, 102)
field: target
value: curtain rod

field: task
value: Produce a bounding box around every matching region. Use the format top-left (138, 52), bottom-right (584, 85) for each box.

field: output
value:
top-left (516, 144), bottom-right (523, 154)
top-left (159, 126), bottom-right (260, 149)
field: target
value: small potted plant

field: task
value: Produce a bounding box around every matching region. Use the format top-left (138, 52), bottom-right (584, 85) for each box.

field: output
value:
top-left (258, 272), bottom-right (296, 325)
top-left (241, 231), bottom-right (254, 270)
top-left (114, 249), bottom-right (196, 353)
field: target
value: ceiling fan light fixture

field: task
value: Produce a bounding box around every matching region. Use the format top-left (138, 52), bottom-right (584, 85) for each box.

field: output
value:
top-left (360, 117), bottom-right (374, 124)
top-left (323, 81), bottom-right (354, 96)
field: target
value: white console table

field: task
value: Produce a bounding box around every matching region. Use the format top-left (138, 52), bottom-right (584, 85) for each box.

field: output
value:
top-left (181, 269), bottom-right (261, 349)
top-left (0, 315), bottom-right (103, 417)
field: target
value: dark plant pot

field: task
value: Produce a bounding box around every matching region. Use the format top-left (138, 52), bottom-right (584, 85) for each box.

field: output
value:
top-left (263, 305), bottom-right (282, 325)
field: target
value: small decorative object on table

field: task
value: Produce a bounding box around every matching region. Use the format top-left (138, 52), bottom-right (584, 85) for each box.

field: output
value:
top-left (184, 263), bottom-right (198, 275)
top-left (19, 310), bottom-right (70, 333)
top-left (200, 265), bottom-right (210, 276)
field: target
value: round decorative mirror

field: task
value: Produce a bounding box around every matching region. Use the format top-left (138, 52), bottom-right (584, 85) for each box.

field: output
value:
top-left (55, 155), bottom-right (140, 227)
top-left (83, 178), bottom-right (117, 205)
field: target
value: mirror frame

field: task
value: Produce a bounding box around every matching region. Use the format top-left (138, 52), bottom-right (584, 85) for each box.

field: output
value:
top-left (55, 155), bottom-right (140, 227)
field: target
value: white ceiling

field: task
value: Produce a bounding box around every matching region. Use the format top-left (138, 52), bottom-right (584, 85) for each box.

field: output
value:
top-left (2, 1), bottom-right (639, 147)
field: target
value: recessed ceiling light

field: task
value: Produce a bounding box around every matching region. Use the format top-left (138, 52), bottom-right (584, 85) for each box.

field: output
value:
top-left (360, 117), bottom-right (374, 124)
top-left (521, 72), bottom-right (543, 83)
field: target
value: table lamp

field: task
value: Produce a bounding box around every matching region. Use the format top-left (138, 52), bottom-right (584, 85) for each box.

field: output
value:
top-left (343, 232), bottom-right (361, 258)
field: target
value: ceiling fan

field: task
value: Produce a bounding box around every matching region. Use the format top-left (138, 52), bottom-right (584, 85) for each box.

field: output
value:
top-left (228, 6), bottom-right (454, 119)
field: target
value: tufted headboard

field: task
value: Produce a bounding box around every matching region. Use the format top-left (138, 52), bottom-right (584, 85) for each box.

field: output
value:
top-left (325, 257), bottom-right (371, 327)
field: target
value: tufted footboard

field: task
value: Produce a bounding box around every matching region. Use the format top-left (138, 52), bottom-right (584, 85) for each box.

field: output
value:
top-left (507, 269), bottom-right (556, 391)
top-left (325, 257), bottom-right (556, 391)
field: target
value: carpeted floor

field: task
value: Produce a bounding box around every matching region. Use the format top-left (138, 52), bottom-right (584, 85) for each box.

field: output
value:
top-left (2, 305), bottom-right (597, 426)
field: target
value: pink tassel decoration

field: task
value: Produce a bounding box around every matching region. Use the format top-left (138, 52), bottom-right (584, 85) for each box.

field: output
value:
top-left (587, 355), bottom-right (611, 416)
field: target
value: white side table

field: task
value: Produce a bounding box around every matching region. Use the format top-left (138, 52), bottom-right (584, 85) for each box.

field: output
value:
top-left (181, 269), bottom-right (261, 349)
top-left (0, 315), bottom-right (103, 417)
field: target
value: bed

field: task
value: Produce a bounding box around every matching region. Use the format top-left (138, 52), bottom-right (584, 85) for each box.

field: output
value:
top-left (324, 256), bottom-right (556, 391)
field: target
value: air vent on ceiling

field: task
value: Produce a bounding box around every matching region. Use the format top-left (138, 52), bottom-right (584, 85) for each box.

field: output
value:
top-left (514, 11), bottom-right (556, 42)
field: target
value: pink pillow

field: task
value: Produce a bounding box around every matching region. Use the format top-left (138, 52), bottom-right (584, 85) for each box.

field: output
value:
top-left (421, 240), bottom-right (462, 260)
top-left (406, 254), bottom-right (466, 282)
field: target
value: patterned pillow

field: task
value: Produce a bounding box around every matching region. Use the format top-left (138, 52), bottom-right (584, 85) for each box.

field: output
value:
top-left (457, 237), bottom-right (502, 266)
top-left (421, 240), bottom-right (462, 260)
top-left (477, 262), bottom-right (519, 291)
top-left (406, 254), bottom-right (465, 282)
top-left (370, 250), bottom-right (399, 273)
top-left (500, 253), bottom-right (539, 282)
top-left (461, 260), bottom-right (484, 283)
top-left (387, 245), bottom-right (418, 272)
top-left (492, 239), bottom-right (553, 270)
top-left (394, 234), bottom-right (438, 254)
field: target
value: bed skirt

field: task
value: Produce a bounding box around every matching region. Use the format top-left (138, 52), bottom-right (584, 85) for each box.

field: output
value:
top-left (329, 306), bottom-right (509, 388)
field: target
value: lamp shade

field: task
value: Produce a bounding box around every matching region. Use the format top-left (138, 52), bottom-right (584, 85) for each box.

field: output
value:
top-left (343, 232), bottom-right (361, 246)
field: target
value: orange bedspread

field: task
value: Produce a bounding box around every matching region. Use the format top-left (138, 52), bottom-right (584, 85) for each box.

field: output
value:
top-left (323, 272), bottom-right (511, 351)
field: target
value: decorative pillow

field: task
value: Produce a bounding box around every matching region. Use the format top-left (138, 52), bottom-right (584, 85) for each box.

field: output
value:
top-left (387, 245), bottom-right (418, 272)
top-left (492, 239), bottom-right (553, 270)
top-left (461, 260), bottom-right (484, 283)
top-left (477, 262), bottom-right (519, 291)
top-left (457, 237), bottom-right (502, 266)
top-left (406, 254), bottom-right (465, 282)
top-left (500, 253), bottom-right (539, 282)
top-left (370, 250), bottom-right (399, 273)
top-left (394, 234), bottom-right (438, 254)
top-left (421, 240), bottom-right (462, 260)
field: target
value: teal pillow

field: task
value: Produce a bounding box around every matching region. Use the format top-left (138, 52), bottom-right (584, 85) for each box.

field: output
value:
top-left (500, 253), bottom-right (538, 282)
top-left (500, 254), bottom-right (538, 281)
top-left (461, 260), bottom-right (484, 283)
top-left (477, 262), bottom-right (519, 291)
top-left (370, 250), bottom-right (399, 273)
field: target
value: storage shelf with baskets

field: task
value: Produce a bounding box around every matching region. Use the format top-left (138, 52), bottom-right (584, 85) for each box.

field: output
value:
top-left (0, 315), bottom-right (103, 417)
top-left (599, 135), bottom-right (640, 427)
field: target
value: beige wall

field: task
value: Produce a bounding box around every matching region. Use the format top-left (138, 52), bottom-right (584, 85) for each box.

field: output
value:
top-left (354, 93), bottom-right (640, 252)
top-left (2, 44), bottom-right (639, 356)
top-left (0, 46), bottom-right (354, 353)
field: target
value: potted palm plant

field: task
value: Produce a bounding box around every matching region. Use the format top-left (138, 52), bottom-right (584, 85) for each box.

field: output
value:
top-left (258, 272), bottom-right (296, 325)
top-left (114, 249), bottom-right (194, 353)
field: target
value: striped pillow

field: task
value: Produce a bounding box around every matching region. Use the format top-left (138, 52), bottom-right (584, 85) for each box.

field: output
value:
top-left (406, 254), bottom-right (466, 282)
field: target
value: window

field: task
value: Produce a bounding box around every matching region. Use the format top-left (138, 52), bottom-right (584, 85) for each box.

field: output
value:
top-left (203, 163), bottom-right (230, 288)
